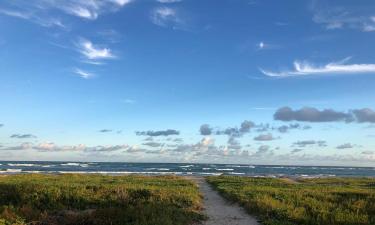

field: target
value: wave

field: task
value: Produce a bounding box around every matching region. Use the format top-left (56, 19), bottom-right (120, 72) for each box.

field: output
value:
top-left (215, 168), bottom-right (234, 171)
top-left (179, 165), bottom-right (194, 168)
top-left (0, 169), bottom-right (23, 173)
top-left (8, 163), bottom-right (38, 167)
top-left (225, 165), bottom-right (256, 168)
top-left (61, 163), bottom-right (90, 167)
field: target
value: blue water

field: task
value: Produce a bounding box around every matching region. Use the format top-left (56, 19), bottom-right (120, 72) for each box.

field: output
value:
top-left (0, 161), bottom-right (374, 178)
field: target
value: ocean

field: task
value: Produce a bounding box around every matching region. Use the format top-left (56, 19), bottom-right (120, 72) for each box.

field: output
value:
top-left (0, 161), bottom-right (374, 178)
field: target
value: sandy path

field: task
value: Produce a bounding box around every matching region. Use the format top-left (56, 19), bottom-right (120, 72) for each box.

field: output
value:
top-left (189, 177), bottom-right (260, 225)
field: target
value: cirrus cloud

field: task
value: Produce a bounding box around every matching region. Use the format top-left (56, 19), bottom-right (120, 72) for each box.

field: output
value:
top-left (260, 58), bottom-right (375, 77)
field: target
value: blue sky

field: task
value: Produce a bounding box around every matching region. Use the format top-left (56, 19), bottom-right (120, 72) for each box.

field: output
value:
top-left (1, 0), bottom-right (375, 166)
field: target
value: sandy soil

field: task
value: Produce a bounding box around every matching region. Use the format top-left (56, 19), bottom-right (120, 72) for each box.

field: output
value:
top-left (189, 177), bottom-right (260, 225)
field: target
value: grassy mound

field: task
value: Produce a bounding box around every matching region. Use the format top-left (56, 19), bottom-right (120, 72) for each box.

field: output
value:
top-left (0, 174), bottom-right (204, 225)
top-left (207, 176), bottom-right (375, 225)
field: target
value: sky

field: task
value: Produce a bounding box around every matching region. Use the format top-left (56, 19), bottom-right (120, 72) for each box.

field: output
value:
top-left (1, 0), bottom-right (375, 166)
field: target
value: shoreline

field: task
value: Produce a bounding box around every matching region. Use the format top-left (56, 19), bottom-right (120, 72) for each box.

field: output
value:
top-left (0, 160), bottom-right (374, 168)
top-left (1, 170), bottom-right (374, 179)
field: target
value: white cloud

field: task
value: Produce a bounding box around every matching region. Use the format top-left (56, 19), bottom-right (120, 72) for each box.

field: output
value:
top-left (157, 0), bottom-right (182, 3)
top-left (0, 9), bottom-right (31, 19)
top-left (312, 7), bottom-right (375, 32)
top-left (261, 58), bottom-right (375, 77)
top-left (109, 0), bottom-right (133, 6)
top-left (151, 7), bottom-right (184, 28)
top-left (0, 0), bottom-right (132, 26)
top-left (0, 8), bottom-right (65, 28)
top-left (258, 41), bottom-right (265, 49)
top-left (74, 68), bottom-right (95, 79)
top-left (257, 41), bottom-right (278, 50)
top-left (64, 6), bottom-right (98, 20)
top-left (363, 24), bottom-right (375, 32)
top-left (77, 39), bottom-right (115, 61)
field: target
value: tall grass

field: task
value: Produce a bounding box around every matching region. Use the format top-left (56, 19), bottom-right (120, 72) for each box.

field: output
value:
top-left (207, 176), bottom-right (375, 225)
top-left (0, 174), bottom-right (204, 225)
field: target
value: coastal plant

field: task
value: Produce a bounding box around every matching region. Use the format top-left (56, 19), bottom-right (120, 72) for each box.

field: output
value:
top-left (0, 174), bottom-right (204, 225)
top-left (207, 176), bottom-right (375, 225)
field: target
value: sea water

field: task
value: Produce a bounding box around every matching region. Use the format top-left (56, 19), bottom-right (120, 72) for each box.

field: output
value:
top-left (0, 161), bottom-right (374, 178)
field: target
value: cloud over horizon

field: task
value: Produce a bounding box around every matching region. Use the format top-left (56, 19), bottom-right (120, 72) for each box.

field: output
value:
top-left (136, 129), bottom-right (180, 136)
top-left (10, 134), bottom-right (37, 139)
top-left (274, 107), bottom-right (375, 123)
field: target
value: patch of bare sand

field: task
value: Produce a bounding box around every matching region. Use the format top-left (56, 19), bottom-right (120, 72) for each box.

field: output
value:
top-left (188, 177), bottom-right (260, 225)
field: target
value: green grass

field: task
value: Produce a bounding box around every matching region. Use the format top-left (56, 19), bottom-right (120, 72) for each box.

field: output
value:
top-left (207, 176), bottom-right (375, 225)
top-left (0, 174), bottom-right (204, 225)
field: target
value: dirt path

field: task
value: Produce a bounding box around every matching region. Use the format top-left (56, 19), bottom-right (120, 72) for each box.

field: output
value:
top-left (189, 177), bottom-right (260, 225)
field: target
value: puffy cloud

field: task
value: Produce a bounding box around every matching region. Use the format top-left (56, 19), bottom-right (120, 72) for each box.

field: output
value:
top-left (336, 143), bottom-right (355, 149)
top-left (171, 138), bottom-right (183, 143)
top-left (0, 142), bottom-right (33, 150)
top-left (10, 134), bottom-right (37, 139)
top-left (362, 151), bottom-right (374, 155)
top-left (292, 140), bottom-right (327, 148)
top-left (1, 142), bottom-right (128, 152)
top-left (33, 143), bottom-right (86, 152)
top-left (201, 137), bottom-right (215, 147)
top-left (136, 129), bottom-right (180, 136)
top-left (99, 129), bottom-right (113, 133)
top-left (291, 148), bottom-right (303, 153)
top-left (240, 120), bottom-right (255, 133)
top-left (274, 107), bottom-right (375, 123)
top-left (200, 124), bottom-right (213, 135)
top-left (253, 145), bottom-right (274, 157)
top-left (274, 107), bottom-right (353, 123)
top-left (142, 142), bottom-right (164, 147)
top-left (125, 145), bottom-right (146, 153)
top-left (203, 120), bottom-right (255, 137)
top-left (352, 108), bottom-right (375, 123)
top-left (227, 137), bottom-right (241, 150)
top-left (86, 145), bottom-right (129, 152)
top-left (253, 133), bottom-right (276, 141)
top-left (216, 127), bottom-right (242, 137)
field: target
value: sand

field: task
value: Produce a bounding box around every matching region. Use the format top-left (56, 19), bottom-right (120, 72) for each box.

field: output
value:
top-left (189, 177), bottom-right (260, 225)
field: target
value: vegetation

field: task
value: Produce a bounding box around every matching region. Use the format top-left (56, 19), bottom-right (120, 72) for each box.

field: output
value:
top-left (207, 176), bottom-right (375, 225)
top-left (0, 174), bottom-right (204, 225)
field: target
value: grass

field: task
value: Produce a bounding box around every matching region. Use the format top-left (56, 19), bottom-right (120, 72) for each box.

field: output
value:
top-left (207, 176), bottom-right (375, 225)
top-left (0, 174), bottom-right (204, 225)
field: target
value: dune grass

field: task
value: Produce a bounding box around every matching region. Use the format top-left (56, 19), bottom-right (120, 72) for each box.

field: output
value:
top-left (0, 174), bottom-right (204, 225)
top-left (207, 176), bottom-right (375, 225)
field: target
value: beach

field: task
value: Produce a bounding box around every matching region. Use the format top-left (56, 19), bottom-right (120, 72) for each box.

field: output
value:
top-left (0, 172), bottom-right (375, 225)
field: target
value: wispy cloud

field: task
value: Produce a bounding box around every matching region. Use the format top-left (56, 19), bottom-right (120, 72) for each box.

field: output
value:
top-left (157, 0), bottom-right (182, 3)
top-left (77, 39), bottom-right (115, 61)
top-left (260, 58), bottom-right (375, 77)
top-left (257, 41), bottom-right (279, 50)
top-left (0, 9), bottom-right (31, 20)
top-left (0, 8), bottom-right (65, 28)
top-left (151, 7), bottom-right (184, 29)
top-left (74, 68), bottom-right (94, 79)
top-left (312, 6), bottom-right (375, 32)
top-left (0, 0), bottom-right (132, 27)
